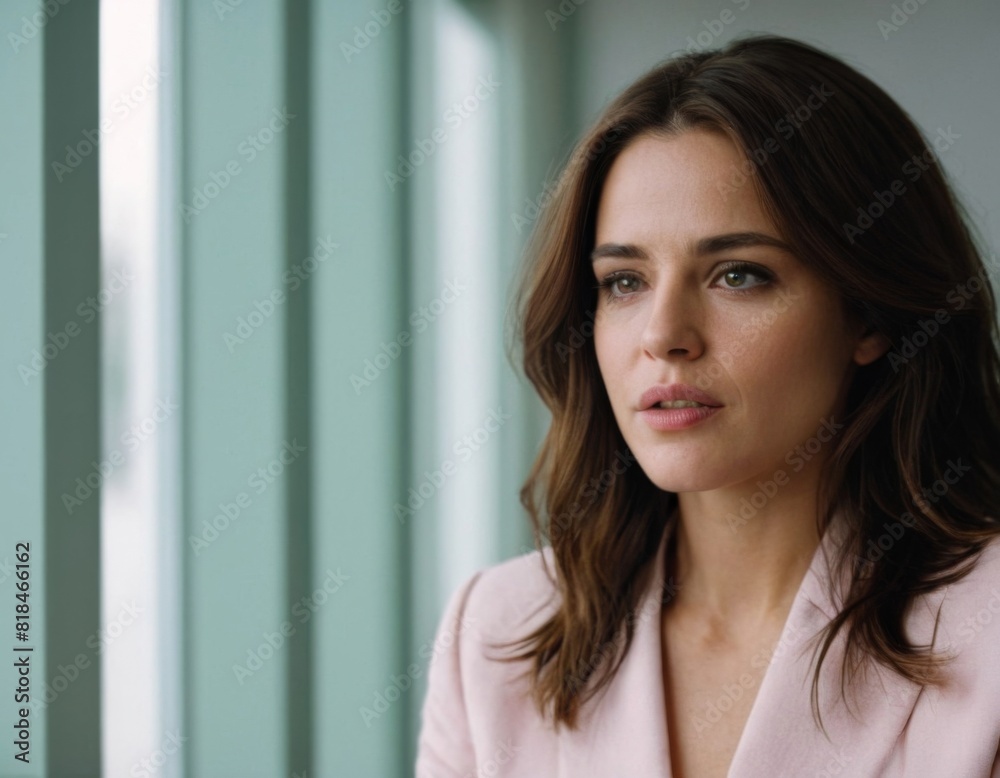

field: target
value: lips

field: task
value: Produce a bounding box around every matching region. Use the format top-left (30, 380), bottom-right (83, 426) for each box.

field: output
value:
top-left (638, 384), bottom-right (722, 411)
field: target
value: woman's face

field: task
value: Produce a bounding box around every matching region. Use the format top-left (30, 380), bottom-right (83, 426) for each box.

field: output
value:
top-left (591, 129), bottom-right (887, 494)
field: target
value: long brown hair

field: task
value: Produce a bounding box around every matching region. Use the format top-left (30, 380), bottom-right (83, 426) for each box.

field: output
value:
top-left (495, 33), bottom-right (1000, 734)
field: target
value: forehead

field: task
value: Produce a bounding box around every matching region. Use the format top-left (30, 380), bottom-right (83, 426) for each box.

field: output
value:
top-left (594, 130), bottom-right (779, 245)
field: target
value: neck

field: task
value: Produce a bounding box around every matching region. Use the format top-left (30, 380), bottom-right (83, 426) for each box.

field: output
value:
top-left (664, 473), bottom-right (824, 637)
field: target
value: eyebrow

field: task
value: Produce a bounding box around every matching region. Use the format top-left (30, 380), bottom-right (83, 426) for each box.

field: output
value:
top-left (590, 231), bottom-right (795, 263)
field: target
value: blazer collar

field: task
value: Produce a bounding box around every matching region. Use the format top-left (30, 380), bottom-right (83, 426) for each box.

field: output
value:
top-left (555, 506), bottom-right (936, 777)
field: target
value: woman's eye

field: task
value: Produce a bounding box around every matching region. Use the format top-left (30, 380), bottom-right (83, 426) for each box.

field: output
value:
top-left (595, 272), bottom-right (643, 301)
top-left (595, 262), bottom-right (773, 303)
top-left (714, 262), bottom-right (774, 293)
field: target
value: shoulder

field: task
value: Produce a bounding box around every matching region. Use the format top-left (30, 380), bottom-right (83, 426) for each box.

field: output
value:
top-left (423, 544), bottom-right (561, 676)
top-left (900, 531), bottom-right (1000, 709)
top-left (934, 533), bottom-right (1000, 656)
top-left (428, 545), bottom-right (564, 708)
top-left (461, 545), bottom-right (561, 642)
top-left (416, 547), bottom-right (562, 775)
top-left (441, 547), bottom-right (559, 653)
top-left (895, 533), bottom-right (1000, 769)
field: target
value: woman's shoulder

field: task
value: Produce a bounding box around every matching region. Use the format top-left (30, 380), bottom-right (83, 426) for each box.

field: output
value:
top-left (424, 545), bottom-right (561, 666)
top-left (933, 532), bottom-right (1000, 655)
top-left (456, 545), bottom-right (561, 643)
top-left (889, 531), bottom-right (1000, 771)
top-left (417, 547), bottom-right (565, 775)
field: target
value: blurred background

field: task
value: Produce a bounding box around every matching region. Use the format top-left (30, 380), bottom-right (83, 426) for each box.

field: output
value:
top-left (1, 0), bottom-right (997, 775)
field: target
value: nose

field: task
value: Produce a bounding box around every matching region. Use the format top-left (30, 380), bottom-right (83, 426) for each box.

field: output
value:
top-left (640, 277), bottom-right (706, 361)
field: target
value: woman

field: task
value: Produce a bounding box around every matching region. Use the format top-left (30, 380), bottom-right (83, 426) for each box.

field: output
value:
top-left (416, 34), bottom-right (1000, 777)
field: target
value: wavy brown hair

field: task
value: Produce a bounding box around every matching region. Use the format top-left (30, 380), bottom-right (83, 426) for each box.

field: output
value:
top-left (494, 33), bottom-right (1000, 735)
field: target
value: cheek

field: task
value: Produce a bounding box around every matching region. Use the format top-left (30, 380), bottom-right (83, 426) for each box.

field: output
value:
top-left (594, 307), bottom-right (641, 359)
top-left (730, 310), bottom-right (847, 401)
top-left (779, 309), bottom-right (849, 372)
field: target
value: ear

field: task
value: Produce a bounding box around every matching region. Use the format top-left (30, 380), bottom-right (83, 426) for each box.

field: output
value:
top-left (853, 324), bottom-right (891, 366)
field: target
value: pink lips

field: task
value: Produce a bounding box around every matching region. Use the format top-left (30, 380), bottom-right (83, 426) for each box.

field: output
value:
top-left (638, 384), bottom-right (723, 431)
top-left (638, 384), bottom-right (722, 411)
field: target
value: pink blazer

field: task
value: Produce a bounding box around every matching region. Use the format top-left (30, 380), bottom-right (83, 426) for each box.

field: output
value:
top-left (415, 509), bottom-right (1000, 777)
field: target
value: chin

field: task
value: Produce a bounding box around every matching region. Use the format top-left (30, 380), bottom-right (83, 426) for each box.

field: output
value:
top-left (646, 476), bottom-right (719, 494)
top-left (632, 451), bottom-right (726, 494)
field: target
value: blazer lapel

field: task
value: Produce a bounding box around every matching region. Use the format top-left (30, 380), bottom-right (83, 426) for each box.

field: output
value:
top-left (726, 508), bottom-right (940, 777)
top-left (556, 507), bottom-right (942, 777)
